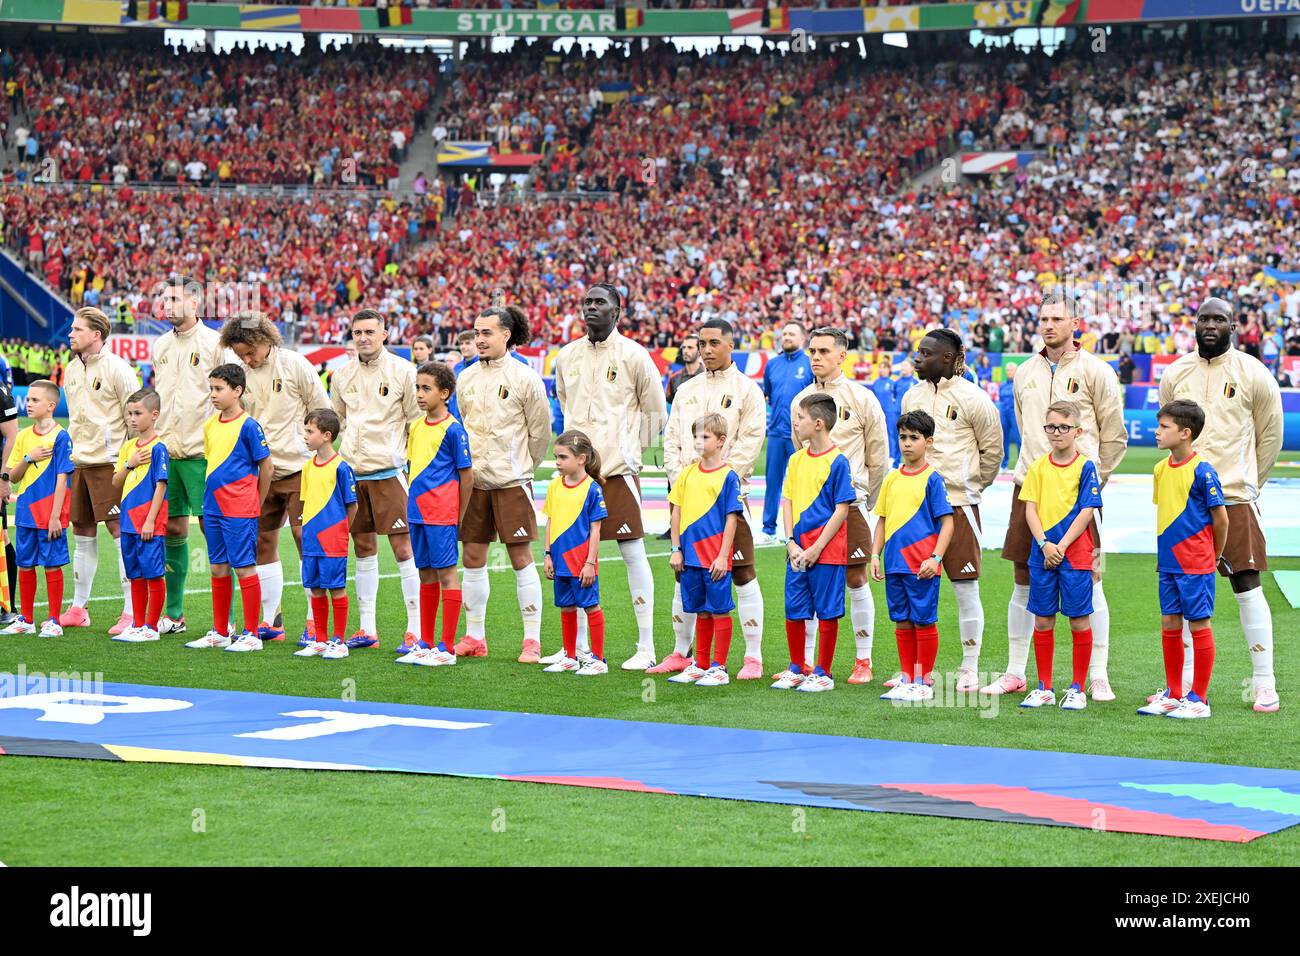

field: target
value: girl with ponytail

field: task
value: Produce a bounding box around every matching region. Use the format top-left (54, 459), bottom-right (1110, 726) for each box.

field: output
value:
top-left (541, 429), bottom-right (609, 676)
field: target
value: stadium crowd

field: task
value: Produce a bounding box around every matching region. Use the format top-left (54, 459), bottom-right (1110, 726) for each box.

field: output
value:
top-left (2, 35), bottom-right (1299, 362)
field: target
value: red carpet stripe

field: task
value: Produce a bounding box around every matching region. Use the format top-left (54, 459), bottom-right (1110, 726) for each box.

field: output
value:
top-left (881, 783), bottom-right (1266, 843)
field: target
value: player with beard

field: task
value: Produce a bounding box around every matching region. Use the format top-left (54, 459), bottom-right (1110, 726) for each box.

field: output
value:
top-left (1158, 297), bottom-right (1283, 712)
top-left (787, 327), bottom-right (889, 683)
top-left (546, 284), bottom-right (667, 670)
top-left (221, 313), bottom-right (330, 645)
top-left (654, 319), bottom-right (767, 678)
top-left (898, 329), bottom-right (1002, 690)
top-left (666, 334), bottom-right (703, 406)
top-left (983, 290), bottom-right (1128, 701)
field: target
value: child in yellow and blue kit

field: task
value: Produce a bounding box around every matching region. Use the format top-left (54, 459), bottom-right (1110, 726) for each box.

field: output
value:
top-left (871, 410), bottom-right (954, 704)
top-left (1018, 400), bottom-right (1103, 712)
top-left (1, 380), bottom-right (73, 637)
top-left (542, 430), bottom-right (608, 675)
top-left (110, 388), bottom-right (170, 643)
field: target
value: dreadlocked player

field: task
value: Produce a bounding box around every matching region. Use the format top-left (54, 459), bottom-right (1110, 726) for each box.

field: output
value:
top-left (897, 329), bottom-right (1003, 690)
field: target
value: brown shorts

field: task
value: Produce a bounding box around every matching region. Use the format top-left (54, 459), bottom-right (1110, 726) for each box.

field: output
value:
top-left (846, 503), bottom-right (871, 567)
top-left (351, 475), bottom-right (410, 536)
top-left (728, 503), bottom-right (755, 568)
top-left (599, 474), bottom-right (644, 541)
top-left (1220, 503), bottom-right (1267, 575)
top-left (944, 504), bottom-right (982, 581)
top-left (71, 464), bottom-right (120, 526)
top-left (460, 484), bottom-right (537, 544)
top-left (1002, 489), bottom-right (1101, 568)
top-left (260, 472), bottom-right (303, 533)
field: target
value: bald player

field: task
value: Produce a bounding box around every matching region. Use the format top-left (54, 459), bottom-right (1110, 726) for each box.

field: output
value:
top-left (151, 275), bottom-right (226, 634)
top-left (221, 312), bottom-right (330, 644)
top-left (1159, 297), bottom-right (1283, 712)
top-left (550, 283), bottom-right (667, 669)
top-left (900, 329), bottom-right (1002, 690)
top-left (788, 326), bottom-right (889, 682)
top-left (655, 318), bottom-right (767, 678)
top-left (984, 289), bottom-right (1128, 701)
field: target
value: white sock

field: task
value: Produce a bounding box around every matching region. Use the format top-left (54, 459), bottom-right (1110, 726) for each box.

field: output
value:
top-left (72, 535), bottom-right (97, 607)
top-left (952, 579), bottom-right (983, 671)
top-left (620, 537), bottom-right (656, 655)
top-left (356, 554), bottom-right (379, 634)
top-left (805, 619), bottom-right (816, 664)
top-left (1089, 579), bottom-right (1110, 679)
top-left (515, 563), bottom-right (543, 643)
top-left (1235, 586), bottom-right (1275, 688)
top-left (672, 582), bottom-right (696, 657)
top-left (735, 578), bottom-right (764, 663)
top-left (256, 560), bottom-right (284, 625)
top-left (1181, 620), bottom-right (1194, 693)
top-left (396, 557), bottom-right (421, 635)
top-left (849, 583), bottom-right (875, 658)
top-left (462, 566), bottom-right (489, 640)
top-left (115, 536), bottom-right (131, 615)
top-left (1006, 582), bottom-right (1032, 680)
top-left (575, 609), bottom-right (591, 654)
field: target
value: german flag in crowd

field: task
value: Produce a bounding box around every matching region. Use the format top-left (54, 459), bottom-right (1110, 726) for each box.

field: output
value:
top-left (763, 6), bottom-right (789, 32)
top-left (616, 6), bottom-right (644, 30)
top-left (163, 1), bottom-right (188, 22)
top-left (387, 5), bottom-right (413, 27)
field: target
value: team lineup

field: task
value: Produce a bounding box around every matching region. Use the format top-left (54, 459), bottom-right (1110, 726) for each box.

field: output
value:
top-left (0, 281), bottom-right (1285, 716)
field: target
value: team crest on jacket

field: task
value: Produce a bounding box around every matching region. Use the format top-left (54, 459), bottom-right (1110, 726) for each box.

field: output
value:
top-left (720, 394), bottom-right (733, 409)
top-left (1065, 378), bottom-right (1081, 394)
top-left (945, 405), bottom-right (958, 421)
top-left (606, 366), bottom-right (618, 383)
top-left (92, 377), bottom-right (102, 391)
top-left (378, 383), bottom-right (389, 397)
top-left (498, 385), bottom-right (510, 400)
top-left (1223, 382), bottom-right (1237, 399)
top-left (272, 378), bottom-right (284, 393)
top-left (839, 406), bottom-right (851, 421)
top-left (188, 352), bottom-right (201, 367)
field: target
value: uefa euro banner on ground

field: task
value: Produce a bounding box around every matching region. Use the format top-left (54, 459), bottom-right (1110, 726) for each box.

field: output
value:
top-left (7, 0), bottom-right (1300, 37)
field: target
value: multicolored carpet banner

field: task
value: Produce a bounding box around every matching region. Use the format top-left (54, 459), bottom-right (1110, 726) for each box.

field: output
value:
top-left (2, 677), bottom-right (1299, 842)
top-left (3, 1), bottom-right (1298, 37)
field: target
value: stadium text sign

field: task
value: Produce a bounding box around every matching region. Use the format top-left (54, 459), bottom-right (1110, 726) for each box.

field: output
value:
top-left (456, 11), bottom-right (616, 35)
top-left (109, 335), bottom-right (157, 364)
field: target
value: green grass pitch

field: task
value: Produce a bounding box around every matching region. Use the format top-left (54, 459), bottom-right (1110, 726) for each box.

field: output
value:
top-left (0, 442), bottom-right (1297, 866)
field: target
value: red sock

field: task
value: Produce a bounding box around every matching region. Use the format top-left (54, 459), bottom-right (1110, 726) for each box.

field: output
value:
top-left (711, 616), bottom-right (733, 667)
top-left (130, 578), bottom-right (149, 628)
top-left (1033, 627), bottom-right (1055, 689)
top-left (237, 575), bottom-right (262, 634)
top-left (420, 581), bottom-right (440, 647)
top-left (895, 625), bottom-right (917, 681)
top-left (817, 618), bottom-right (839, 673)
top-left (311, 595), bottom-right (329, 642)
top-left (588, 608), bottom-right (606, 660)
top-left (785, 619), bottom-right (806, 668)
top-left (1071, 627), bottom-right (1092, 689)
top-left (44, 568), bottom-right (63, 621)
top-left (331, 595), bottom-right (348, 639)
top-left (212, 576), bottom-right (232, 635)
top-left (1161, 628), bottom-right (1184, 699)
top-left (561, 609), bottom-right (578, 658)
top-left (440, 588), bottom-right (462, 651)
top-left (18, 567), bottom-right (36, 622)
top-left (915, 623), bottom-right (938, 682)
top-left (1191, 627), bottom-right (1215, 702)
top-left (694, 616), bottom-right (715, 669)
top-left (147, 578), bottom-right (165, 628)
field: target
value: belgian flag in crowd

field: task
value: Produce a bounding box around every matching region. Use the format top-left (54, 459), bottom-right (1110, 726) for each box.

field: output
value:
top-left (763, 6), bottom-right (789, 32)
top-left (616, 6), bottom-right (644, 30)
top-left (387, 4), bottom-right (413, 27)
top-left (163, 1), bottom-right (188, 22)
top-left (129, 0), bottom-right (159, 21)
